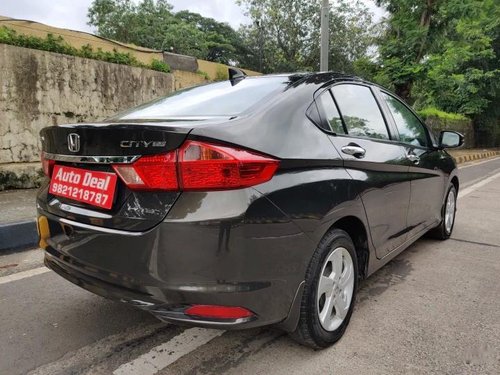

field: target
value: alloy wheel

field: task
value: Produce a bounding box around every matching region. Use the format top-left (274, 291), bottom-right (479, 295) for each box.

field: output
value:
top-left (445, 189), bottom-right (456, 234)
top-left (317, 247), bottom-right (355, 332)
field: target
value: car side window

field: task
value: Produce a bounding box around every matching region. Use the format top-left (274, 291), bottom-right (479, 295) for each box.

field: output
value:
top-left (382, 92), bottom-right (429, 147)
top-left (317, 91), bottom-right (346, 134)
top-left (331, 84), bottom-right (390, 140)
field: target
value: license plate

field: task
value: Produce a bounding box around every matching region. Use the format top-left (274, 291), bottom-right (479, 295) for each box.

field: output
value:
top-left (49, 165), bottom-right (118, 210)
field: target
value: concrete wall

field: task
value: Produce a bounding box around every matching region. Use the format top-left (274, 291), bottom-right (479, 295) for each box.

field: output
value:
top-left (0, 43), bottom-right (174, 190)
top-left (197, 59), bottom-right (261, 79)
top-left (172, 70), bottom-right (208, 90)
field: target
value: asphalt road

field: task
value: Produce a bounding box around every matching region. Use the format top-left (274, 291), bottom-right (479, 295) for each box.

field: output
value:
top-left (1, 157), bottom-right (500, 375)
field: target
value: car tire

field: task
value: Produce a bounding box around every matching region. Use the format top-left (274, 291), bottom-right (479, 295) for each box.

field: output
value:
top-left (429, 184), bottom-right (457, 240)
top-left (290, 229), bottom-right (358, 349)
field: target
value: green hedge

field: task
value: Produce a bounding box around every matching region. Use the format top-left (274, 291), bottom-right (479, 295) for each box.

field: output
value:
top-left (417, 107), bottom-right (467, 121)
top-left (0, 26), bottom-right (170, 73)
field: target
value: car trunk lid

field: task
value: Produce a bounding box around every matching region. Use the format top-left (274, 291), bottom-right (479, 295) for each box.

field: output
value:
top-left (39, 123), bottom-right (192, 232)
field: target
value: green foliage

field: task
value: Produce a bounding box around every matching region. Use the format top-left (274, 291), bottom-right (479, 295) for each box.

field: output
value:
top-left (418, 107), bottom-right (467, 121)
top-left (374, 0), bottom-right (441, 100)
top-left (0, 26), bottom-right (170, 73)
top-left (421, 0), bottom-right (500, 117)
top-left (88, 0), bottom-right (248, 65)
top-left (196, 70), bottom-right (210, 80)
top-left (353, 57), bottom-right (385, 85)
top-left (375, 0), bottom-right (499, 145)
top-left (237, 0), bottom-right (375, 73)
top-left (150, 58), bottom-right (170, 73)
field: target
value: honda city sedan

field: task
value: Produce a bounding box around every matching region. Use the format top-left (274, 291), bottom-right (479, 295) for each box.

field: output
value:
top-left (37, 71), bottom-right (463, 348)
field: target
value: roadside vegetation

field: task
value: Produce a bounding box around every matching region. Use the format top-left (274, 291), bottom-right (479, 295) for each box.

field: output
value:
top-left (0, 26), bottom-right (170, 73)
top-left (418, 108), bottom-right (468, 122)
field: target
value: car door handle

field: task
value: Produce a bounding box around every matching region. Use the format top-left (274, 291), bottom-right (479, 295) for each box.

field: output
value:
top-left (406, 153), bottom-right (420, 164)
top-left (341, 144), bottom-right (366, 158)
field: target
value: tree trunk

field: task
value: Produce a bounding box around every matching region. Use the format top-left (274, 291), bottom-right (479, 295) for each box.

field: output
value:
top-left (416, 0), bottom-right (434, 62)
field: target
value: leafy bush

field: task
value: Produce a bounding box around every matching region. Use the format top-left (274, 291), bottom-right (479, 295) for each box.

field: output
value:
top-left (150, 58), bottom-right (170, 73)
top-left (0, 26), bottom-right (170, 73)
top-left (196, 70), bottom-right (210, 80)
top-left (418, 107), bottom-right (468, 121)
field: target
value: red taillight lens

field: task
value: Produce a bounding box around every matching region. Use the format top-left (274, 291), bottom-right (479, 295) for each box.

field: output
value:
top-left (178, 141), bottom-right (279, 190)
top-left (185, 305), bottom-right (254, 320)
top-left (112, 141), bottom-right (279, 191)
top-left (112, 152), bottom-right (178, 191)
top-left (41, 152), bottom-right (55, 177)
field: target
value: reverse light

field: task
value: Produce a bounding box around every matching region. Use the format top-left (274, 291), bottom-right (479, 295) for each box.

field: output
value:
top-left (185, 305), bottom-right (254, 320)
top-left (41, 152), bottom-right (55, 177)
top-left (112, 152), bottom-right (178, 191)
top-left (112, 141), bottom-right (279, 191)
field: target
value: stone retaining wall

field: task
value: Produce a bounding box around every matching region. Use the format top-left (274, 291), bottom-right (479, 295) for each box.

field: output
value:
top-left (0, 43), bottom-right (174, 190)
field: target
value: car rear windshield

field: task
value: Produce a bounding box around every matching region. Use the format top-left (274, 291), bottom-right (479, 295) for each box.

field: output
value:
top-left (110, 76), bottom-right (290, 120)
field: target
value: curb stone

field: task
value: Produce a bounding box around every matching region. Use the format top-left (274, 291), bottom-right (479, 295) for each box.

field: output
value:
top-left (452, 151), bottom-right (500, 165)
top-left (0, 220), bottom-right (38, 253)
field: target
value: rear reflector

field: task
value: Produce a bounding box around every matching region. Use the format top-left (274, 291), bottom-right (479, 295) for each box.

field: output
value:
top-left (184, 305), bottom-right (254, 320)
top-left (112, 141), bottom-right (279, 191)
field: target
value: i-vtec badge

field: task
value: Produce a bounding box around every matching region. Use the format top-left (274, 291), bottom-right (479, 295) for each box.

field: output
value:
top-left (120, 140), bottom-right (167, 148)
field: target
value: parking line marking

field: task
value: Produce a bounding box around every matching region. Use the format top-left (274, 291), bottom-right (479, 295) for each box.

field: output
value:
top-left (113, 327), bottom-right (224, 375)
top-left (459, 171), bottom-right (500, 200)
top-left (0, 266), bottom-right (50, 285)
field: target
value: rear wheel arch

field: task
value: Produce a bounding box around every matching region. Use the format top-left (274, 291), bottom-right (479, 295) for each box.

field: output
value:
top-left (328, 216), bottom-right (370, 280)
top-left (451, 176), bottom-right (459, 192)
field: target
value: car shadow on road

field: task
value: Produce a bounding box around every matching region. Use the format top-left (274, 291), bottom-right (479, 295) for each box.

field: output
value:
top-left (356, 237), bottom-right (440, 306)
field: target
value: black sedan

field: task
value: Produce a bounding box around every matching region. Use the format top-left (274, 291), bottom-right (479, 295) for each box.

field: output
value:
top-left (37, 71), bottom-right (463, 348)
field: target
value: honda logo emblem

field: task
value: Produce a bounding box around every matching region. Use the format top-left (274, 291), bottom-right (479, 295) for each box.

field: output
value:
top-left (67, 133), bottom-right (80, 153)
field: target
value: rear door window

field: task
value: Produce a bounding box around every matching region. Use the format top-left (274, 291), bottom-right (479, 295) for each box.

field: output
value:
top-left (331, 84), bottom-right (390, 140)
top-left (317, 91), bottom-right (346, 134)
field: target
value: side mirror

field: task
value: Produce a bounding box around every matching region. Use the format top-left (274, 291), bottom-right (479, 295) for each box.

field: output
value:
top-left (439, 131), bottom-right (464, 149)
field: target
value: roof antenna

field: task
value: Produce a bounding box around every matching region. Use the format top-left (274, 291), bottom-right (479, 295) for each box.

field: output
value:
top-left (228, 67), bottom-right (247, 86)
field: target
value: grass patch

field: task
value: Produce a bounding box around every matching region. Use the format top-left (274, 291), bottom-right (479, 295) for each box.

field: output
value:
top-left (418, 107), bottom-right (467, 121)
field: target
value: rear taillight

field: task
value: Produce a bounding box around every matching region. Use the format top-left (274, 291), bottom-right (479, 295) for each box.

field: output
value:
top-left (178, 141), bottom-right (279, 190)
top-left (41, 152), bottom-right (55, 177)
top-left (112, 141), bottom-right (279, 191)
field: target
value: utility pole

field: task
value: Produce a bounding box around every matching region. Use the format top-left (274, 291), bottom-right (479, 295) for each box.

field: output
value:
top-left (255, 20), bottom-right (263, 72)
top-left (320, 0), bottom-right (329, 72)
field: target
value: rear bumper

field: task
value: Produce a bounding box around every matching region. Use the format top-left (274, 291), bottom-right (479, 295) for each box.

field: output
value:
top-left (44, 249), bottom-right (257, 328)
top-left (38, 189), bottom-right (313, 329)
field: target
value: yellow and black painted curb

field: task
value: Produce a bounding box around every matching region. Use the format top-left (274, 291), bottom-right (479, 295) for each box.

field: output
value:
top-left (452, 150), bottom-right (500, 165)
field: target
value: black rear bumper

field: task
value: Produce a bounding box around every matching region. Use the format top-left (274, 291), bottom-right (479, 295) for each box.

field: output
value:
top-left (38, 188), bottom-right (312, 330)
